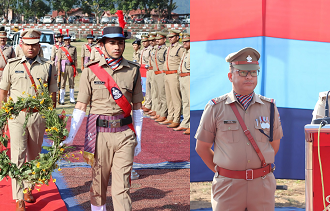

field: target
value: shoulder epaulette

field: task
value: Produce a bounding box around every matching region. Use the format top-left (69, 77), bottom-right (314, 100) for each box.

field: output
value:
top-left (319, 91), bottom-right (329, 100)
top-left (127, 60), bottom-right (140, 67)
top-left (207, 95), bottom-right (227, 106)
top-left (86, 60), bottom-right (99, 67)
top-left (259, 95), bottom-right (275, 103)
top-left (8, 57), bottom-right (21, 63)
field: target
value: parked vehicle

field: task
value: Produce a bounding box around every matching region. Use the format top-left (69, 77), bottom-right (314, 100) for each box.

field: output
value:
top-left (126, 17), bottom-right (133, 24)
top-left (100, 16), bottom-right (110, 24)
top-left (43, 16), bottom-right (52, 24)
top-left (135, 18), bottom-right (144, 24)
top-left (82, 17), bottom-right (90, 23)
top-left (144, 17), bottom-right (155, 24)
top-left (110, 17), bottom-right (118, 24)
top-left (89, 17), bottom-right (96, 24)
top-left (70, 32), bottom-right (76, 42)
top-left (55, 16), bottom-right (64, 24)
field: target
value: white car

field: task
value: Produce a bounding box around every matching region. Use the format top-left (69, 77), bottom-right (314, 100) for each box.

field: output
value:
top-left (100, 16), bottom-right (110, 24)
top-left (12, 29), bottom-right (55, 60)
top-left (55, 16), bottom-right (64, 24)
top-left (43, 16), bottom-right (52, 24)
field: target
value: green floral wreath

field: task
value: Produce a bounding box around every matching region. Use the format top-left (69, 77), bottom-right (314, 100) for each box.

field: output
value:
top-left (0, 80), bottom-right (72, 190)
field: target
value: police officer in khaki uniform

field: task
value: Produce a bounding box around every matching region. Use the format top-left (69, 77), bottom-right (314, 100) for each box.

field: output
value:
top-left (132, 39), bottom-right (141, 63)
top-left (61, 26), bottom-right (143, 211)
top-left (159, 29), bottom-right (184, 128)
top-left (140, 35), bottom-right (152, 112)
top-left (153, 32), bottom-right (168, 123)
top-left (174, 33), bottom-right (190, 134)
top-left (0, 31), bottom-right (15, 80)
top-left (81, 33), bottom-right (95, 70)
top-left (195, 47), bottom-right (283, 211)
top-left (51, 33), bottom-right (64, 63)
top-left (57, 34), bottom-right (77, 105)
top-left (0, 29), bottom-right (57, 211)
top-left (90, 36), bottom-right (104, 61)
top-left (15, 34), bottom-right (44, 58)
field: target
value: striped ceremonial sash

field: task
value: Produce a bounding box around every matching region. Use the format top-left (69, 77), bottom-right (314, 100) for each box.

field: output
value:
top-left (235, 92), bottom-right (254, 110)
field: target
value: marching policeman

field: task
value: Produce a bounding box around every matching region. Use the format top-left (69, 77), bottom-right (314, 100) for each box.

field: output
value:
top-left (90, 36), bottom-right (104, 61)
top-left (57, 33), bottom-right (77, 105)
top-left (0, 29), bottom-right (57, 211)
top-left (153, 32), bottom-right (168, 123)
top-left (81, 33), bottom-right (95, 70)
top-left (195, 47), bottom-right (283, 211)
top-left (174, 33), bottom-right (190, 135)
top-left (132, 39), bottom-right (141, 63)
top-left (51, 32), bottom-right (64, 63)
top-left (0, 31), bottom-right (15, 80)
top-left (159, 29), bottom-right (184, 128)
top-left (62, 26), bottom-right (143, 211)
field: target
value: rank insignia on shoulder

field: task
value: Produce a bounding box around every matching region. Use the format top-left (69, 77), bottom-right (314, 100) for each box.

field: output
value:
top-left (208, 99), bottom-right (217, 106)
top-left (15, 70), bottom-right (24, 74)
top-left (94, 81), bottom-right (105, 85)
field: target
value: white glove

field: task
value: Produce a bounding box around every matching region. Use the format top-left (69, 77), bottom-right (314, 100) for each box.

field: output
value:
top-left (61, 109), bottom-right (85, 146)
top-left (133, 109), bottom-right (143, 156)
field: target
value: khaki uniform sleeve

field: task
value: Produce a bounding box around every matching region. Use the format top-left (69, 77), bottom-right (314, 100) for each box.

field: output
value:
top-left (10, 47), bottom-right (15, 58)
top-left (0, 63), bottom-right (11, 90)
top-left (76, 68), bottom-right (91, 104)
top-left (74, 47), bottom-right (77, 62)
top-left (132, 67), bottom-right (143, 103)
top-left (57, 48), bottom-right (62, 61)
top-left (15, 46), bottom-right (20, 57)
top-left (51, 46), bottom-right (56, 60)
top-left (48, 64), bottom-right (58, 93)
top-left (39, 48), bottom-right (44, 57)
top-left (194, 103), bottom-right (217, 143)
top-left (273, 104), bottom-right (283, 141)
top-left (81, 45), bottom-right (85, 57)
top-left (178, 46), bottom-right (184, 58)
top-left (90, 48), bottom-right (95, 61)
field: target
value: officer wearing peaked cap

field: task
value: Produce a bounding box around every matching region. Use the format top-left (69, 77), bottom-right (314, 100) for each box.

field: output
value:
top-left (0, 29), bottom-right (58, 211)
top-left (15, 30), bottom-right (44, 58)
top-left (90, 36), bottom-right (104, 61)
top-left (140, 34), bottom-right (152, 112)
top-left (0, 31), bottom-right (15, 80)
top-left (132, 39), bottom-right (141, 63)
top-left (81, 33), bottom-right (96, 71)
top-left (195, 47), bottom-right (283, 211)
top-left (160, 29), bottom-right (184, 128)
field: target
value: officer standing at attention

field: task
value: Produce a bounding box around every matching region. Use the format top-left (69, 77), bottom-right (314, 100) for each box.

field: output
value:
top-left (132, 39), bottom-right (141, 63)
top-left (0, 29), bottom-right (57, 211)
top-left (174, 33), bottom-right (190, 135)
top-left (195, 47), bottom-right (283, 211)
top-left (15, 31), bottom-right (44, 58)
top-left (81, 32), bottom-right (95, 71)
top-left (51, 32), bottom-right (64, 66)
top-left (57, 32), bottom-right (77, 105)
top-left (140, 35), bottom-right (152, 112)
top-left (0, 31), bottom-right (15, 80)
top-left (61, 26), bottom-right (143, 211)
top-left (90, 36), bottom-right (104, 61)
top-left (159, 29), bottom-right (184, 128)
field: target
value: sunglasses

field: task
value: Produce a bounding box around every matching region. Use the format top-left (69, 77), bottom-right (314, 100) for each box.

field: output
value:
top-left (235, 69), bottom-right (260, 77)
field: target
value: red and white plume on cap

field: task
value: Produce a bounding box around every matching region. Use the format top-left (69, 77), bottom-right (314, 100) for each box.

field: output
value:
top-left (66, 29), bottom-right (69, 36)
top-left (91, 30), bottom-right (93, 35)
top-left (115, 10), bottom-right (126, 35)
top-left (59, 29), bottom-right (62, 35)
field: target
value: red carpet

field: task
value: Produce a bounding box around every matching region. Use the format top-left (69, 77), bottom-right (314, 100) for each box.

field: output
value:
top-left (65, 116), bottom-right (190, 164)
top-left (0, 177), bottom-right (67, 210)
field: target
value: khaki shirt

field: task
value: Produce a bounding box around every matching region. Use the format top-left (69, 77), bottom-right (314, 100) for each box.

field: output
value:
top-left (149, 45), bottom-right (157, 69)
top-left (57, 45), bottom-right (77, 63)
top-left (312, 91), bottom-right (330, 120)
top-left (0, 56), bottom-right (58, 102)
top-left (51, 42), bottom-right (63, 60)
top-left (0, 45), bottom-right (15, 69)
top-left (140, 46), bottom-right (151, 66)
top-left (90, 46), bottom-right (103, 61)
top-left (77, 57), bottom-right (143, 116)
top-left (178, 49), bottom-right (190, 74)
top-left (15, 45), bottom-right (44, 58)
top-left (81, 43), bottom-right (95, 58)
top-left (132, 49), bottom-right (141, 63)
top-left (155, 44), bottom-right (167, 71)
top-left (164, 42), bottom-right (184, 71)
top-left (195, 91), bottom-right (283, 171)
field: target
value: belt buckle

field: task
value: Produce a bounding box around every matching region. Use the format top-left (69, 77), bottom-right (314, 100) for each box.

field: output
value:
top-left (246, 169), bottom-right (253, 180)
top-left (271, 163), bottom-right (276, 172)
top-left (109, 119), bottom-right (120, 128)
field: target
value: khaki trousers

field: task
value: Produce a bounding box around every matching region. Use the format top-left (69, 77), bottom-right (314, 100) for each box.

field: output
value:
top-left (150, 70), bottom-right (159, 113)
top-left (179, 75), bottom-right (190, 128)
top-left (154, 72), bottom-right (167, 117)
top-left (9, 112), bottom-right (45, 200)
top-left (164, 73), bottom-right (182, 123)
top-left (211, 173), bottom-right (276, 211)
top-left (90, 129), bottom-right (136, 211)
top-left (143, 70), bottom-right (152, 109)
top-left (60, 65), bottom-right (74, 89)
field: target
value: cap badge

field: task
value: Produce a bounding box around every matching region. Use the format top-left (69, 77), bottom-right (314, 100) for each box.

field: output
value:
top-left (246, 55), bottom-right (252, 62)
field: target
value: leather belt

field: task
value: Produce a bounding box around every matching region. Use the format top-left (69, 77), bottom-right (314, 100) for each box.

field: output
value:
top-left (21, 108), bottom-right (39, 113)
top-left (179, 72), bottom-right (190, 77)
top-left (0, 68), bottom-right (4, 71)
top-left (96, 115), bottom-right (132, 128)
top-left (154, 70), bottom-right (165, 75)
top-left (165, 70), bottom-right (177, 75)
top-left (65, 62), bottom-right (74, 66)
top-left (215, 164), bottom-right (272, 180)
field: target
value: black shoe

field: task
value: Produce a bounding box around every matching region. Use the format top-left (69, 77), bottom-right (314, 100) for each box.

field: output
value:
top-left (70, 101), bottom-right (76, 104)
top-left (59, 102), bottom-right (65, 105)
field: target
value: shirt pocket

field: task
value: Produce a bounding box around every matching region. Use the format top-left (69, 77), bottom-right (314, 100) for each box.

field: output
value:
top-left (91, 82), bottom-right (109, 100)
top-left (254, 121), bottom-right (270, 143)
top-left (218, 121), bottom-right (239, 143)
